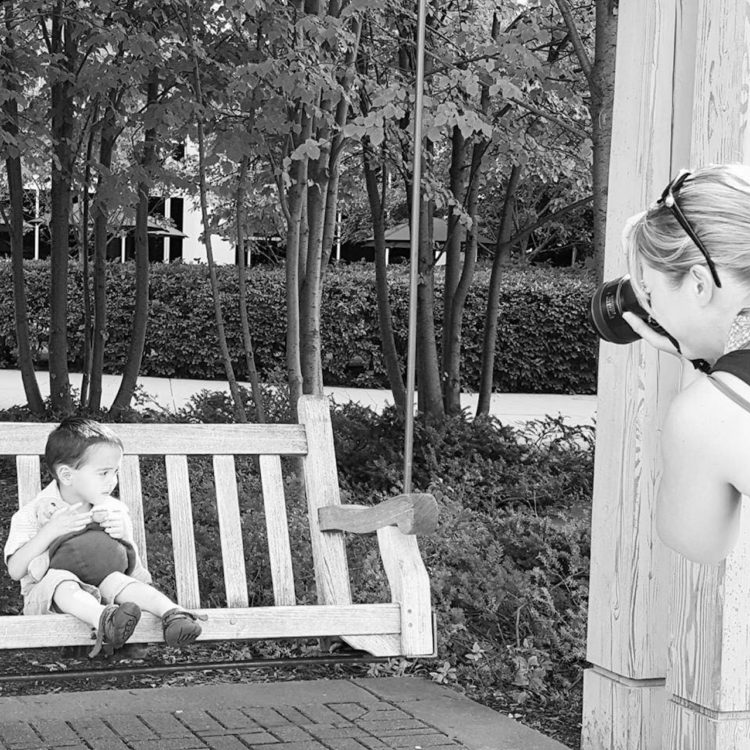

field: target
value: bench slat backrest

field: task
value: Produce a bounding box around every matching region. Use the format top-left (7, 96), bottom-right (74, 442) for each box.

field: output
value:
top-left (120, 455), bottom-right (149, 569)
top-left (166, 454), bottom-right (201, 609)
top-left (213, 455), bottom-right (249, 607)
top-left (0, 424), bottom-right (309, 455)
top-left (259, 454), bottom-right (296, 606)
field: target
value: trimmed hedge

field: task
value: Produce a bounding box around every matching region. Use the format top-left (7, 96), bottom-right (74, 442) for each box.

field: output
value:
top-left (0, 260), bottom-right (599, 393)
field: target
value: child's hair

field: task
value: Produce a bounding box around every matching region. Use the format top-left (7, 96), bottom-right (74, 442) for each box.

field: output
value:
top-left (625, 163), bottom-right (750, 299)
top-left (45, 417), bottom-right (124, 476)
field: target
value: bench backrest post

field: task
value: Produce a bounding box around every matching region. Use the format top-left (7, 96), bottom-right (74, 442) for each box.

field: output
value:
top-left (297, 396), bottom-right (352, 606)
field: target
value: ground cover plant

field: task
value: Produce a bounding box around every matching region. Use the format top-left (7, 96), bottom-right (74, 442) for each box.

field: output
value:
top-left (0, 390), bottom-right (592, 749)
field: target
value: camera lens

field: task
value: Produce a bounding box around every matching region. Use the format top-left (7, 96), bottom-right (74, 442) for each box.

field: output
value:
top-left (589, 276), bottom-right (653, 344)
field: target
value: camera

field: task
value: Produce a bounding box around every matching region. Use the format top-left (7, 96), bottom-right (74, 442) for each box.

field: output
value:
top-left (589, 276), bottom-right (668, 344)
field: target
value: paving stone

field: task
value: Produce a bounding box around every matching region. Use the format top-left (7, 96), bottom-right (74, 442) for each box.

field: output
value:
top-left (355, 720), bottom-right (429, 735)
top-left (207, 709), bottom-right (263, 732)
top-left (246, 743), bottom-right (325, 750)
top-left (129, 739), bottom-right (206, 750)
top-left (0, 721), bottom-right (42, 749)
top-left (270, 726), bottom-right (313, 742)
top-left (177, 710), bottom-right (231, 736)
top-left (294, 704), bottom-right (348, 724)
top-left (353, 739), bottom-right (390, 750)
top-left (327, 704), bottom-right (369, 722)
top-left (30, 721), bottom-right (79, 748)
top-left (138, 712), bottom-right (195, 739)
top-left (103, 716), bottom-right (157, 741)
top-left (201, 736), bottom-right (256, 750)
top-left (357, 709), bottom-right (412, 722)
top-left (271, 707), bottom-right (312, 727)
top-left (67, 718), bottom-right (130, 749)
top-left (243, 708), bottom-right (294, 728)
top-left (324, 741), bottom-right (372, 750)
top-left (236, 732), bottom-right (278, 745)
top-left (305, 725), bottom-right (367, 740)
top-left (381, 734), bottom-right (457, 748)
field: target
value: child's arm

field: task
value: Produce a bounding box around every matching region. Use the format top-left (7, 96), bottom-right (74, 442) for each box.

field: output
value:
top-left (6, 503), bottom-right (92, 581)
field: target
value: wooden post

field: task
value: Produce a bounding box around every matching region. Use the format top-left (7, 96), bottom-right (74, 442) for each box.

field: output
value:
top-left (587, 1), bottom-right (750, 747)
top-left (664, 1), bottom-right (750, 746)
top-left (582, 1), bottom-right (685, 747)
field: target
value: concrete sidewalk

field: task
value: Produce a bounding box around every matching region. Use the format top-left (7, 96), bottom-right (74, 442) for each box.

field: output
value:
top-left (0, 677), bottom-right (569, 750)
top-left (0, 370), bottom-right (597, 428)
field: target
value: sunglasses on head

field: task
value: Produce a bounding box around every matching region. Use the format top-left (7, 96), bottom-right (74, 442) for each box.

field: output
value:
top-left (657, 170), bottom-right (722, 287)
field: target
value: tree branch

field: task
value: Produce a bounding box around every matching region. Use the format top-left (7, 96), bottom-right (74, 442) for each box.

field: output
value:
top-left (508, 195), bottom-right (593, 247)
top-left (554, 0), bottom-right (594, 88)
top-left (510, 97), bottom-right (590, 140)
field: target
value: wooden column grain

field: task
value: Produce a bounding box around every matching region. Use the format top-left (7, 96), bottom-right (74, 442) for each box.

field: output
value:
top-left (582, 0), bottom-right (685, 746)
top-left (663, 1), bottom-right (750, 746)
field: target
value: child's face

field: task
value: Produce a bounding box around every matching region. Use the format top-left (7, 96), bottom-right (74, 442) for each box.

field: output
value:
top-left (59, 442), bottom-right (122, 505)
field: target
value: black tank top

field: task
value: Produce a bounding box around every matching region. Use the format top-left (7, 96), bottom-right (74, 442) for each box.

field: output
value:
top-left (708, 349), bottom-right (750, 413)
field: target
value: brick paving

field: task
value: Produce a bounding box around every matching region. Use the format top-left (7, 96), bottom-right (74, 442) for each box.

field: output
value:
top-left (0, 678), bottom-right (569, 750)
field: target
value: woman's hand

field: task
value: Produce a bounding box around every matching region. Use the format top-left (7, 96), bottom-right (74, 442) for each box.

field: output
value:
top-left (622, 312), bottom-right (681, 356)
top-left (43, 503), bottom-right (92, 540)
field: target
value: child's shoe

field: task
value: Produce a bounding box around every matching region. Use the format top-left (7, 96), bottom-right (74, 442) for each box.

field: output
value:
top-left (89, 602), bottom-right (141, 658)
top-left (161, 608), bottom-right (205, 646)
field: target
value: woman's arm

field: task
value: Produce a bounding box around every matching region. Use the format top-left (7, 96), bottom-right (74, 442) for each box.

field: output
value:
top-left (657, 381), bottom-right (743, 564)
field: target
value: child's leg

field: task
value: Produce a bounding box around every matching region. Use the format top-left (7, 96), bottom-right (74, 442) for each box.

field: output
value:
top-left (113, 581), bottom-right (176, 618)
top-left (52, 580), bottom-right (105, 628)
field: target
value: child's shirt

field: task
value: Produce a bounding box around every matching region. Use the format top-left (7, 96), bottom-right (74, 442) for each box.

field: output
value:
top-left (4, 481), bottom-right (151, 597)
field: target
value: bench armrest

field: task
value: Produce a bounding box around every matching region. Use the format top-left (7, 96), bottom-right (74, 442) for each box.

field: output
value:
top-left (318, 493), bottom-right (438, 535)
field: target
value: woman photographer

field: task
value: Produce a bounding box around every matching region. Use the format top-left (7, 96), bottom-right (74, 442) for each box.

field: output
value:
top-left (622, 164), bottom-right (750, 565)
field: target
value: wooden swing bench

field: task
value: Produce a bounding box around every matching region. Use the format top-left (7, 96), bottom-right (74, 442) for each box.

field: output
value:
top-left (0, 396), bottom-right (437, 659)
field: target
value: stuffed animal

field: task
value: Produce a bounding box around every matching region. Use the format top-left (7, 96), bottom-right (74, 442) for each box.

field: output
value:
top-left (48, 522), bottom-right (136, 586)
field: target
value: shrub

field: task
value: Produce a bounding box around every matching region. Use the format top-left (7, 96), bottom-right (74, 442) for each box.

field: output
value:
top-left (0, 260), bottom-right (599, 393)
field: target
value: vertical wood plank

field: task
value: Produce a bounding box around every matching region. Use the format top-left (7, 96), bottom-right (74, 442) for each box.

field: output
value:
top-left (17, 456), bottom-right (41, 507)
top-left (663, 2), bottom-right (750, 747)
top-left (259, 454), bottom-right (296, 606)
top-left (165, 455), bottom-right (200, 609)
top-left (297, 396), bottom-right (352, 605)
top-left (584, 0), bottom-right (689, 746)
top-left (118, 455), bottom-right (148, 570)
top-left (587, 0), bottom-right (679, 681)
top-left (213, 455), bottom-right (249, 607)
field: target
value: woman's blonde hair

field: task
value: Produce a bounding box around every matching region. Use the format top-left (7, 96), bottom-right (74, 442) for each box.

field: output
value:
top-left (625, 164), bottom-right (750, 299)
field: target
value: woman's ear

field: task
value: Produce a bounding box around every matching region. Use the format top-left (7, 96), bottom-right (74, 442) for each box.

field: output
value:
top-left (688, 264), bottom-right (715, 304)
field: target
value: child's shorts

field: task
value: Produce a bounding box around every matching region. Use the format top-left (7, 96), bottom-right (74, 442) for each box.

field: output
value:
top-left (23, 569), bottom-right (143, 616)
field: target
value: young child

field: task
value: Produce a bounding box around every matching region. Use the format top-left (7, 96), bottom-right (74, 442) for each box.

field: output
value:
top-left (4, 417), bottom-right (204, 657)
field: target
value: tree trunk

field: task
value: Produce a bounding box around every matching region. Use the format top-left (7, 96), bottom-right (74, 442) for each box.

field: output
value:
top-left (88, 103), bottom-right (117, 412)
top-left (284, 109), bottom-right (311, 414)
top-left (445, 138), bottom-right (485, 415)
top-left (416, 198), bottom-right (444, 419)
top-left (477, 164), bottom-right (521, 416)
top-left (591, 0), bottom-right (618, 282)
top-left (235, 156), bottom-right (267, 423)
top-left (48, 4), bottom-right (76, 413)
top-left (79, 101), bottom-right (99, 409)
top-left (110, 77), bottom-right (158, 416)
top-left (362, 140), bottom-right (405, 410)
top-left (185, 17), bottom-right (247, 423)
top-left (2, 2), bottom-right (45, 415)
top-left (442, 126), bottom-right (469, 415)
top-left (556, 0), bottom-right (617, 281)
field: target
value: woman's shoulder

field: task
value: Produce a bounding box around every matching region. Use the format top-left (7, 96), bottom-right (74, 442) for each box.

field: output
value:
top-left (666, 371), bottom-right (750, 492)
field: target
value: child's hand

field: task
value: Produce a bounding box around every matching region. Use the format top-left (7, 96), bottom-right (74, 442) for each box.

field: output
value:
top-left (92, 505), bottom-right (129, 540)
top-left (44, 503), bottom-right (92, 539)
